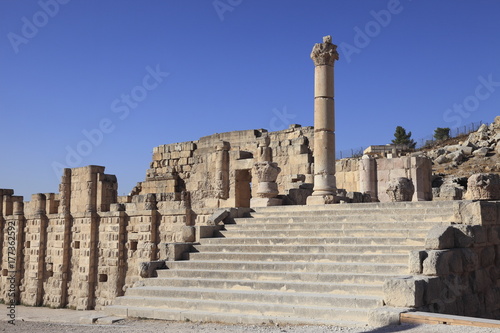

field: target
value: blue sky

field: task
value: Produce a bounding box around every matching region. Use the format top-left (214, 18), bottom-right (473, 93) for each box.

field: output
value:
top-left (1, 0), bottom-right (500, 199)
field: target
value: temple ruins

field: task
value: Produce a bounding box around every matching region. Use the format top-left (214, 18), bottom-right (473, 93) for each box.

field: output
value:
top-left (1, 36), bottom-right (500, 326)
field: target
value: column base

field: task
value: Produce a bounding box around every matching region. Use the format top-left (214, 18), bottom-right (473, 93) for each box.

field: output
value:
top-left (250, 197), bottom-right (283, 207)
top-left (306, 194), bottom-right (339, 205)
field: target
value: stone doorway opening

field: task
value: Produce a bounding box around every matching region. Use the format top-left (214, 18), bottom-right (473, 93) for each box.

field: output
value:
top-left (235, 169), bottom-right (252, 208)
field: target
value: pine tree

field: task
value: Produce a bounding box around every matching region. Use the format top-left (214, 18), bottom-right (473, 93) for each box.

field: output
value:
top-left (391, 126), bottom-right (416, 149)
top-left (434, 127), bottom-right (450, 141)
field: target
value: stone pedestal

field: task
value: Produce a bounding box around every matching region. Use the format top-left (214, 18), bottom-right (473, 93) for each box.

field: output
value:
top-left (250, 161), bottom-right (282, 207)
top-left (307, 35), bottom-right (339, 205)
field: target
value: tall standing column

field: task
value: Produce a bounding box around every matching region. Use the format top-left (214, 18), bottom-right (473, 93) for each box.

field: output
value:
top-left (307, 36), bottom-right (339, 205)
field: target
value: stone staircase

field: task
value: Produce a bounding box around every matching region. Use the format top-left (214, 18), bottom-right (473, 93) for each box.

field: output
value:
top-left (105, 201), bottom-right (458, 326)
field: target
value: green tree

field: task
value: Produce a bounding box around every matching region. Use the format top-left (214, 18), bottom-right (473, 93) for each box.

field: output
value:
top-left (391, 126), bottom-right (416, 149)
top-left (434, 127), bottom-right (450, 141)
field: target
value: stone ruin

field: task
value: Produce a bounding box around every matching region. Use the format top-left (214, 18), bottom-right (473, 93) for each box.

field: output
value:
top-left (0, 35), bottom-right (500, 325)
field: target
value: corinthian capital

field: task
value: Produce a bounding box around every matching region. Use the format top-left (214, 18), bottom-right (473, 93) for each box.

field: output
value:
top-left (311, 35), bottom-right (339, 66)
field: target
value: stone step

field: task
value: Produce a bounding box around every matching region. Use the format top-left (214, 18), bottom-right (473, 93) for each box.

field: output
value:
top-left (184, 251), bottom-right (408, 264)
top-left (140, 277), bottom-right (384, 296)
top-left (199, 236), bottom-right (425, 246)
top-left (224, 221), bottom-right (440, 230)
top-left (244, 213), bottom-right (453, 222)
top-left (156, 268), bottom-right (409, 285)
top-left (164, 260), bottom-right (408, 274)
top-left (121, 286), bottom-right (383, 309)
top-left (192, 243), bottom-right (421, 254)
top-left (250, 201), bottom-right (458, 214)
top-left (105, 304), bottom-right (367, 326)
top-left (216, 228), bottom-right (428, 238)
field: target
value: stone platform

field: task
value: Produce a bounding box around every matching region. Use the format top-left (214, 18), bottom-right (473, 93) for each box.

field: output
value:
top-left (102, 200), bottom-right (500, 326)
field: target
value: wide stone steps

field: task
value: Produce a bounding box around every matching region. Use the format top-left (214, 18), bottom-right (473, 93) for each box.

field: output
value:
top-left (191, 244), bottom-right (422, 254)
top-left (246, 213), bottom-right (452, 222)
top-left (199, 236), bottom-right (426, 246)
top-left (107, 302), bottom-right (368, 326)
top-left (139, 277), bottom-right (384, 295)
top-left (155, 269), bottom-right (408, 285)
top-left (223, 221), bottom-right (438, 230)
top-left (251, 201), bottom-right (457, 213)
top-left (121, 286), bottom-right (383, 308)
top-left (216, 228), bottom-right (428, 238)
top-left (184, 252), bottom-right (408, 264)
top-left (106, 202), bottom-right (450, 326)
top-left (163, 260), bottom-right (408, 274)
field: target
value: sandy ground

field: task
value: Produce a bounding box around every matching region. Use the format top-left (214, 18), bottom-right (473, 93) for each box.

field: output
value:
top-left (1, 305), bottom-right (500, 333)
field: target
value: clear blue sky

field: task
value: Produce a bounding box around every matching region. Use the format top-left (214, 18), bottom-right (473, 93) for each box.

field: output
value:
top-left (1, 0), bottom-right (500, 199)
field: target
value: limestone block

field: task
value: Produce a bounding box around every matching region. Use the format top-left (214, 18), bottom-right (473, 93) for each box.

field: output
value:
top-left (467, 173), bottom-right (500, 200)
top-left (453, 225), bottom-right (475, 248)
top-left (423, 250), bottom-right (452, 276)
top-left (250, 197), bottom-right (282, 207)
top-left (367, 307), bottom-right (406, 327)
top-left (425, 225), bottom-right (455, 250)
top-left (438, 184), bottom-right (463, 201)
top-left (383, 277), bottom-right (425, 307)
top-left (306, 194), bottom-right (338, 205)
top-left (207, 209), bottom-right (229, 226)
top-left (448, 150), bottom-right (465, 164)
top-left (460, 146), bottom-right (474, 156)
top-left (461, 248), bottom-right (479, 272)
top-left (409, 250), bottom-right (428, 274)
top-left (386, 177), bottom-right (414, 202)
top-left (448, 249), bottom-right (463, 274)
top-left (139, 260), bottom-right (166, 278)
top-left (471, 269), bottom-right (491, 293)
top-left (181, 226), bottom-right (195, 242)
top-left (435, 155), bottom-right (450, 164)
top-left (473, 147), bottom-right (490, 157)
top-left (286, 188), bottom-right (313, 205)
top-left (158, 243), bottom-right (192, 261)
top-left (421, 276), bottom-right (444, 305)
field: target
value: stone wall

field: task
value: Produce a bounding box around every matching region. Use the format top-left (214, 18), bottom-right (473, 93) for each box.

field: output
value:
top-left (335, 156), bottom-right (432, 202)
top-left (383, 201), bottom-right (500, 319)
top-left (0, 166), bottom-right (194, 310)
top-left (136, 125), bottom-right (315, 214)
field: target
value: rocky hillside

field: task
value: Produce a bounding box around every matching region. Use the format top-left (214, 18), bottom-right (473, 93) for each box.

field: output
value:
top-left (413, 116), bottom-right (500, 200)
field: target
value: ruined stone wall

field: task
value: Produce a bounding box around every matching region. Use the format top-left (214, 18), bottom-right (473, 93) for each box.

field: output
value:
top-left (136, 125), bottom-right (315, 215)
top-left (335, 159), bottom-right (361, 193)
top-left (0, 164), bottom-right (196, 310)
top-left (335, 156), bottom-right (432, 202)
top-left (384, 202), bottom-right (500, 319)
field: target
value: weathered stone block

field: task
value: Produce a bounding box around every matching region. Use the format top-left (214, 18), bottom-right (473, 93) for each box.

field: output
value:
top-left (367, 307), bottom-right (405, 327)
top-left (449, 249), bottom-right (463, 274)
top-left (207, 209), bottom-right (229, 226)
top-left (425, 225), bottom-right (455, 250)
top-left (181, 226), bottom-right (195, 242)
top-left (386, 177), bottom-right (414, 202)
top-left (423, 250), bottom-right (452, 276)
top-left (139, 261), bottom-right (166, 278)
top-left (461, 248), bottom-right (479, 272)
top-left (251, 197), bottom-right (283, 207)
top-left (409, 250), bottom-right (428, 274)
top-left (467, 173), bottom-right (500, 200)
top-left (383, 277), bottom-right (425, 307)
